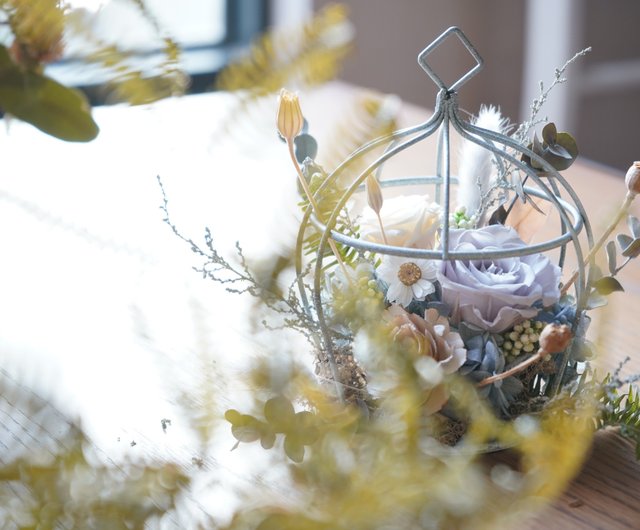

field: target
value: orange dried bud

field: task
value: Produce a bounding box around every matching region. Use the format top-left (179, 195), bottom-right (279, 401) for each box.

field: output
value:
top-left (625, 161), bottom-right (640, 196)
top-left (276, 89), bottom-right (304, 141)
top-left (539, 323), bottom-right (572, 354)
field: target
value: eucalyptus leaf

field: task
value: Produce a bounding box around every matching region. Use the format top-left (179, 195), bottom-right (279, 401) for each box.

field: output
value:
top-left (622, 238), bottom-right (640, 258)
top-left (591, 263), bottom-right (603, 281)
top-left (224, 409), bottom-right (243, 425)
top-left (551, 132), bottom-right (579, 170)
top-left (284, 435), bottom-right (305, 463)
top-left (593, 276), bottom-right (624, 295)
top-left (541, 122), bottom-right (557, 145)
top-left (586, 291), bottom-right (608, 310)
top-left (0, 46), bottom-right (99, 142)
top-left (264, 395), bottom-right (295, 432)
top-left (571, 339), bottom-right (595, 362)
top-left (530, 134), bottom-right (544, 170)
top-left (488, 205), bottom-right (507, 225)
top-left (545, 142), bottom-right (572, 159)
top-left (294, 133), bottom-right (318, 163)
top-left (260, 430), bottom-right (276, 450)
top-left (231, 420), bottom-right (263, 443)
top-left (525, 128), bottom-right (578, 171)
top-left (617, 233), bottom-right (634, 252)
top-left (606, 240), bottom-right (617, 275)
top-left (295, 411), bottom-right (319, 445)
top-left (628, 216), bottom-right (640, 239)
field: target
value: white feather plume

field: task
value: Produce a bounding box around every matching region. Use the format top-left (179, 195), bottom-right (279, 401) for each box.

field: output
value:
top-left (456, 106), bottom-right (508, 218)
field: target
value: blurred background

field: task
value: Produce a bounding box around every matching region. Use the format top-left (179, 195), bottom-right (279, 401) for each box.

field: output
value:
top-left (41, 0), bottom-right (639, 171)
top-left (314, 0), bottom-right (640, 172)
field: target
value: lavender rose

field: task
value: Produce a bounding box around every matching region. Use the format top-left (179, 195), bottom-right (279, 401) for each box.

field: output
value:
top-left (437, 225), bottom-right (561, 333)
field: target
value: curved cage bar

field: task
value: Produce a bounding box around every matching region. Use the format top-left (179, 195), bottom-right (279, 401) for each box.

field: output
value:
top-left (309, 178), bottom-right (584, 260)
top-left (294, 99), bottom-right (447, 319)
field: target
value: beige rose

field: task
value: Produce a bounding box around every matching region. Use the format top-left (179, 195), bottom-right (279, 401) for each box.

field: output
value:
top-left (387, 305), bottom-right (467, 414)
top-left (360, 194), bottom-right (442, 248)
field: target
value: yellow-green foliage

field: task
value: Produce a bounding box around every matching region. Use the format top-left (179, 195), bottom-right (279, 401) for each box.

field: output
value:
top-left (598, 375), bottom-right (640, 459)
top-left (213, 4), bottom-right (352, 138)
top-left (221, 353), bottom-right (597, 530)
top-left (300, 161), bottom-right (363, 267)
top-left (0, 0), bottom-right (187, 140)
top-left (0, 370), bottom-right (188, 529)
top-left (5, 0), bottom-right (65, 64)
top-left (320, 95), bottom-right (398, 176)
top-left (215, 299), bottom-right (599, 528)
top-left (0, 313), bottom-right (599, 529)
top-left (300, 96), bottom-right (398, 267)
top-left (216, 4), bottom-right (352, 96)
top-left (65, 5), bottom-right (187, 105)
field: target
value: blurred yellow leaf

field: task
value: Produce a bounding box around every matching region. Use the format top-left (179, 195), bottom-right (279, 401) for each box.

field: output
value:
top-left (0, 45), bottom-right (99, 141)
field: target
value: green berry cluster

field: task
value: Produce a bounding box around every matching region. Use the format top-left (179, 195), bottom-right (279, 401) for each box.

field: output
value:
top-left (501, 319), bottom-right (545, 361)
top-left (331, 273), bottom-right (384, 332)
top-left (449, 206), bottom-right (476, 229)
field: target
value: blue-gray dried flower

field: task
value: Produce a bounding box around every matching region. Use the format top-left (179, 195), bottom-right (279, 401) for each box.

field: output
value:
top-left (458, 328), bottom-right (524, 415)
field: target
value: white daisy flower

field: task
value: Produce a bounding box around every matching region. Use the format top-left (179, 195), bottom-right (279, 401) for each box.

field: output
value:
top-left (377, 256), bottom-right (438, 307)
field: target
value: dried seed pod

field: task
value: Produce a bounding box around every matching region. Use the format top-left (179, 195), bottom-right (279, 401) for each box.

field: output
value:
top-left (539, 323), bottom-right (572, 354)
top-left (625, 161), bottom-right (640, 197)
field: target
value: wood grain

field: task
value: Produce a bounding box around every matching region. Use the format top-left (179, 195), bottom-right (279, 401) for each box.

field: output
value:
top-left (524, 431), bottom-right (640, 529)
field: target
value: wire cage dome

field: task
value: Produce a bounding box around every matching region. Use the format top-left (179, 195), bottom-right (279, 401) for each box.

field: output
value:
top-left (295, 26), bottom-right (595, 401)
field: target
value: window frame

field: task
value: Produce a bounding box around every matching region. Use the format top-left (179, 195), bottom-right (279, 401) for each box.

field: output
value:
top-left (46, 0), bottom-right (272, 104)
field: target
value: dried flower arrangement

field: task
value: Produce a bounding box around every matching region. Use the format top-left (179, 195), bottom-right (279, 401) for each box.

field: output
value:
top-left (1, 7), bottom-right (638, 524)
top-left (155, 24), bottom-right (640, 528)
top-left (166, 27), bottom-right (640, 455)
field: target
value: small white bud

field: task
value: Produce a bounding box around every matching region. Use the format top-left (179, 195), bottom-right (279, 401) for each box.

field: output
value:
top-left (366, 175), bottom-right (384, 214)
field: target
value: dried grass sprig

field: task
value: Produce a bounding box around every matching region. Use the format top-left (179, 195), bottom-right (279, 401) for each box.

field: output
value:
top-left (457, 105), bottom-right (509, 219)
top-left (64, 4), bottom-right (187, 105)
top-left (157, 175), bottom-right (320, 344)
top-left (0, 367), bottom-right (189, 527)
top-left (514, 47), bottom-right (591, 145)
top-left (596, 359), bottom-right (640, 458)
top-left (321, 94), bottom-right (399, 175)
top-left (217, 4), bottom-right (352, 95)
top-left (215, 4), bottom-right (353, 135)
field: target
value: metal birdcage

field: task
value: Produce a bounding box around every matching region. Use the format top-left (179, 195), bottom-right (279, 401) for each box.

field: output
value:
top-left (296, 27), bottom-right (594, 399)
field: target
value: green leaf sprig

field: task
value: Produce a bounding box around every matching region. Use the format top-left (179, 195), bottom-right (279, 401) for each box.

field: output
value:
top-left (522, 122), bottom-right (578, 172)
top-left (225, 396), bottom-right (320, 463)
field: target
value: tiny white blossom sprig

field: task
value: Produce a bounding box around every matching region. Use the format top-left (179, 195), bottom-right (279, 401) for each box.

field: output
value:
top-left (377, 256), bottom-right (437, 307)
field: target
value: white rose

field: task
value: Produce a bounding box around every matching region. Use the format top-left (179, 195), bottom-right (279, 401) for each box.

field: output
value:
top-left (360, 194), bottom-right (442, 249)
